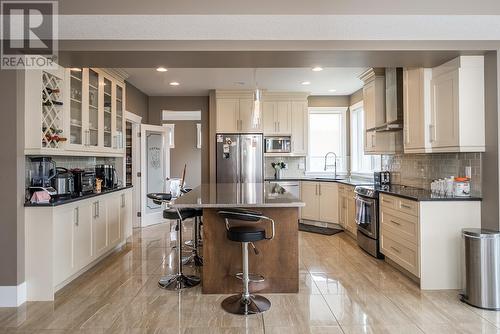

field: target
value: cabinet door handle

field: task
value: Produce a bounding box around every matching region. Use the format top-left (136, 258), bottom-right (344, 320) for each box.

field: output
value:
top-left (400, 203), bottom-right (412, 209)
top-left (390, 219), bottom-right (401, 226)
top-left (319, 184), bottom-right (321, 196)
top-left (121, 194), bottom-right (125, 208)
top-left (390, 246), bottom-right (401, 253)
top-left (278, 121), bottom-right (280, 132)
top-left (429, 124), bottom-right (435, 143)
top-left (372, 133), bottom-right (376, 147)
top-left (382, 199), bottom-right (392, 204)
top-left (74, 207), bottom-right (79, 226)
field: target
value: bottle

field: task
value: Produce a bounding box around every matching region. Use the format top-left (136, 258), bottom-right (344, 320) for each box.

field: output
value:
top-left (46, 88), bottom-right (60, 94)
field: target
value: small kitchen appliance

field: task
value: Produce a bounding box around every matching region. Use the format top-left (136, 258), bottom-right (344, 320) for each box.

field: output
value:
top-left (71, 169), bottom-right (96, 195)
top-left (264, 136), bottom-right (291, 154)
top-left (52, 167), bottom-right (75, 197)
top-left (374, 171), bottom-right (391, 186)
top-left (95, 164), bottom-right (118, 190)
top-left (28, 156), bottom-right (57, 196)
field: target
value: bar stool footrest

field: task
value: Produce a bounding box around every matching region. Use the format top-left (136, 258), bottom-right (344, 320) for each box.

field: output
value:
top-left (235, 273), bottom-right (265, 283)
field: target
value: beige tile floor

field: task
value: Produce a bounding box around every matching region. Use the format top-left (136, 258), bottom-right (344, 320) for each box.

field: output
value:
top-left (1, 221), bottom-right (499, 334)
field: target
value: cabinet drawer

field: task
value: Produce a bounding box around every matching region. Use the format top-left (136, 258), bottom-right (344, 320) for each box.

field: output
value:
top-left (397, 198), bottom-right (419, 217)
top-left (380, 208), bottom-right (419, 245)
top-left (380, 194), bottom-right (397, 210)
top-left (381, 231), bottom-right (420, 277)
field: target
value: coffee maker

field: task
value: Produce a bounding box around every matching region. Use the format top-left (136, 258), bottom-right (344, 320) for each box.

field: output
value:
top-left (95, 164), bottom-right (118, 190)
top-left (28, 157), bottom-right (57, 196)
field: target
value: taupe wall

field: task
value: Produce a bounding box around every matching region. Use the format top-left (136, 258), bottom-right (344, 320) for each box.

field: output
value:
top-left (482, 51), bottom-right (500, 230)
top-left (0, 70), bottom-right (24, 286)
top-left (308, 95), bottom-right (350, 108)
top-left (148, 96), bottom-right (209, 184)
top-left (169, 121), bottom-right (202, 187)
top-left (349, 89), bottom-right (363, 105)
top-left (125, 82), bottom-right (148, 123)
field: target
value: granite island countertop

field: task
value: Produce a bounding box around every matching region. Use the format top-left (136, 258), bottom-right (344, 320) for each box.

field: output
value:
top-left (171, 183), bottom-right (305, 209)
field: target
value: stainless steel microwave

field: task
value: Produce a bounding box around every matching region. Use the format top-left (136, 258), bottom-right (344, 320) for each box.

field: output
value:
top-left (264, 136), bottom-right (291, 153)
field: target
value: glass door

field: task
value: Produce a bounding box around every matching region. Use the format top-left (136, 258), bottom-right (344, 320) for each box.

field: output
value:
top-left (115, 84), bottom-right (124, 149)
top-left (88, 69), bottom-right (99, 147)
top-left (69, 68), bottom-right (83, 145)
top-left (103, 77), bottom-right (112, 148)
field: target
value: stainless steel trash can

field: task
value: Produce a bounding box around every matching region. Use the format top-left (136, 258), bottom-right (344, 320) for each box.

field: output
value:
top-left (461, 228), bottom-right (500, 310)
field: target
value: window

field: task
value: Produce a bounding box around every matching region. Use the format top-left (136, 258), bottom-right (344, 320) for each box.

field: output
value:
top-left (307, 107), bottom-right (347, 174)
top-left (350, 102), bottom-right (381, 174)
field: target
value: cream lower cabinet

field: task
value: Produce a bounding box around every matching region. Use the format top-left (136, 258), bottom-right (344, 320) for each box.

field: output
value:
top-left (380, 193), bottom-right (481, 290)
top-left (338, 184), bottom-right (357, 238)
top-left (25, 188), bottom-right (133, 301)
top-left (300, 182), bottom-right (338, 223)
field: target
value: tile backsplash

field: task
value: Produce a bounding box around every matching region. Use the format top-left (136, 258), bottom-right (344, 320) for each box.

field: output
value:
top-left (25, 156), bottom-right (118, 186)
top-left (381, 153), bottom-right (482, 194)
top-left (264, 156), bottom-right (306, 179)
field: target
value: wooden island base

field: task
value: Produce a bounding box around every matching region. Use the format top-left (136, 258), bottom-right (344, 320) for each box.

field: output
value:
top-left (202, 207), bottom-right (299, 294)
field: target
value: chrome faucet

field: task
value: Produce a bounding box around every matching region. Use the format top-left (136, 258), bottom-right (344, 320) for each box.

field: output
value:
top-left (324, 152), bottom-right (337, 178)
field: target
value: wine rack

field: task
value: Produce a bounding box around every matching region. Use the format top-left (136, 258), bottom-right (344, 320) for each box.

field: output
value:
top-left (41, 71), bottom-right (65, 148)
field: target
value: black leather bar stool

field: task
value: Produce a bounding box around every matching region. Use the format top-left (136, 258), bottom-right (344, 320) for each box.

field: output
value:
top-left (218, 209), bottom-right (275, 315)
top-left (147, 193), bottom-right (201, 290)
top-left (182, 208), bottom-right (204, 267)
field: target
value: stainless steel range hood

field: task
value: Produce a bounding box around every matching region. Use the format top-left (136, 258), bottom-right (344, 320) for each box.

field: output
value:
top-left (375, 68), bottom-right (403, 132)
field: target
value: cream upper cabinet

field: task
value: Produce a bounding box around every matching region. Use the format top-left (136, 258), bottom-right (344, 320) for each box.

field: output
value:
top-left (216, 98), bottom-right (239, 132)
top-left (276, 101), bottom-right (292, 134)
top-left (402, 57), bottom-right (485, 153)
top-left (215, 92), bottom-right (262, 133)
top-left (262, 101), bottom-right (277, 134)
top-left (403, 68), bottom-right (432, 153)
top-left (301, 182), bottom-right (320, 221)
top-left (239, 98), bottom-right (262, 132)
top-left (429, 56), bottom-right (485, 152)
top-left (318, 183), bottom-right (339, 223)
top-left (262, 101), bottom-right (291, 134)
top-left (291, 101), bottom-right (308, 155)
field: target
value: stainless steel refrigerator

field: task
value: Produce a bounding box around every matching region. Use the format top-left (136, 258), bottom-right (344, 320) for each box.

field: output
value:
top-left (216, 133), bottom-right (263, 183)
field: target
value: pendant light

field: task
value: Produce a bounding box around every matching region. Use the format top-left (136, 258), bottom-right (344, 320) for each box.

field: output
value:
top-left (253, 68), bottom-right (261, 127)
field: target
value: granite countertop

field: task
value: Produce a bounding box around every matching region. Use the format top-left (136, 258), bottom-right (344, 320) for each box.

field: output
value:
top-left (25, 185), bottom-right (134, 207)
top-left (265, 177), bottom-right (374, 187)
top-left (171, 183), bottom-right (305, 209)
top-left (376, 185), bottom-right (482, 202)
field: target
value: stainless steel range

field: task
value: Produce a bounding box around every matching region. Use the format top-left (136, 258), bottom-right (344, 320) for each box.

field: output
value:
top-left (354, 186), bottom-right (386, 259)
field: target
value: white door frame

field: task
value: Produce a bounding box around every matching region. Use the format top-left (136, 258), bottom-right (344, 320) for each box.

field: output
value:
top-left (140, 124), bottom-right (170, 227)
top-left (125, 111), bottom-right (142, 228)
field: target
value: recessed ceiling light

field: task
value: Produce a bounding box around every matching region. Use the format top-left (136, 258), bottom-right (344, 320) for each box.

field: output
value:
top-left (169, 81), bottom-right (180, 86)
top-left (312, 67), bottom-right (323, 72)
top-left (328, 89), bottom-right (337, 93)
top-left (156, 67), bottom-right (168, 72)
top-left (301, 81), bottom-right (311, 85)
top-left (70, 68), bottom-right (82, 72)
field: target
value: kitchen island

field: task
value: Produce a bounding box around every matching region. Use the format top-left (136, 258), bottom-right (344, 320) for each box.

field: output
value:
top-left (171, 183), bottom-right (305, 294)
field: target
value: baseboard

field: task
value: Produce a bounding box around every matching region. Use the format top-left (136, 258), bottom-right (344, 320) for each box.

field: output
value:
top-left (0, 282), bottom-right (27, 307)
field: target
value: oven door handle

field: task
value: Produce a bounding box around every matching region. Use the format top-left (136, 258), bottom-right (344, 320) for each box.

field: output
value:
top-left (355, 195), bottom-right (376, 205)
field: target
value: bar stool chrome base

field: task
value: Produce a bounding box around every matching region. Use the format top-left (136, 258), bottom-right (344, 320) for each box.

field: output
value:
top-left (158, 274), bottom-right (201, 290)
top-left (221, 294), bottom-right (271, 315)
top-left (182, 254), bottom-right (204, 267)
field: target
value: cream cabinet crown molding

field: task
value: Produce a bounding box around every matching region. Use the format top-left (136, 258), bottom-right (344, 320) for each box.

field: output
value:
top-left (358, 68), bottom-right (385, 83)
top-left (99, 68), bottom-right (129, 83)
top-left (262, 91), bottom-right (310, 101)
top-left (215, 90), bottom-right (254, 99)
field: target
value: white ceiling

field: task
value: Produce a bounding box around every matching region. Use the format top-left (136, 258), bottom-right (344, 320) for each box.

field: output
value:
top-left (124, 67), bottom-right (367, 96)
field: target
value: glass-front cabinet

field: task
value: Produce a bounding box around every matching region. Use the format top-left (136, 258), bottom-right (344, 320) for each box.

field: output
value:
top-left (88, 69), bottom-right (99, 147)
top-left (69, 68), bottom-right (83, 145)
top-left (64, 68), bottom-right (125, 154)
